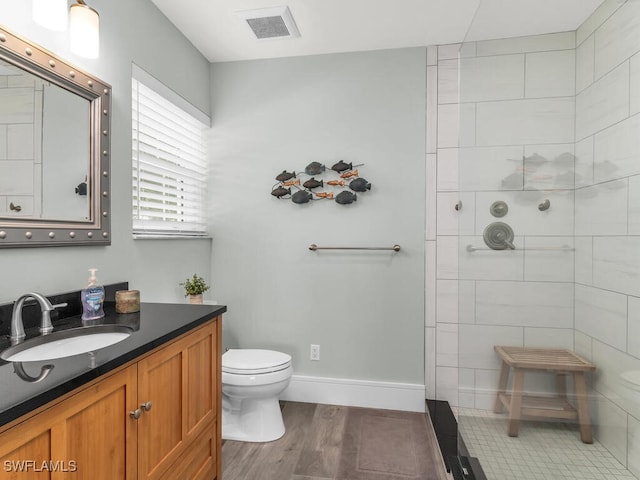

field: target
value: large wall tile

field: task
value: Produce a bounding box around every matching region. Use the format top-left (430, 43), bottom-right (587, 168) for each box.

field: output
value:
top-left (628, 296), bottom-right (640, 359)
top-left (630, 175), bottom-right (640, 235)
top-left (523, 143), bottom-right (575, 190)
top-left (438, 44), bottom-right (461, 61)
top-left (436, 279), bottom-right (475, 325)
top-left (476, 281), bottom-right (573, 328)
top-left (426, 66), bottom-right (438, 154)
top-left (436, 148), bottom-right (458, 191)
top-left (426, 45), bottom-right (438, 67)
top-left (577, 0), bottom-right (626, 45)
top-left (436, 323), bottom-right (458, 367)
top-left (575, 330), bottom-right (593, 362)
top-left (594, 0), bottom-right (640, 79)
top-left (524, 327), bottom-right (574, 349)
top-left (438, 59), bottom-right (458, 105)
top-left (438, 146), bottom-right (524, 192)
top-left (523, 237), bottom-right (574, 282)
top-left (575, 284), bottom-right (628, 351)
top-left (592, 393), bottom-right (629, 466)
top-left (593, 237), bottom-right (640, 296)
top-left (631, 53), bottom-right (640, 116)
top-left (576, 34), bottom-right (595, 94)
top-left (0, 87), bottom-right (34, 123)
top-left (436, 366), bottom-right (458, 406)
top-left (459, 54), bottom-right (524, 103)
top-left (0, 160), bottom-right (33, 195)
top-left (426, 240), bottom-right (436, 327)
top-left (474, 369), bottom-right (499, 410)
top-left (594, 113), bottom-right (640, 182)
top-left (525, 50), bottom-right (575, 98)
top-left (476, 32), bottom-right (575, 57)
top-left (459, 324), bottom-right (523, 369)
top-left (575, 179), bottom-right (628, 235)
top-left (592, 340), bottom-right (640, 421)
top-left (458, 368), bottom-right (475, 408)
top-left (437, 191), bottom-right (475, 236)
top-left (426, 154), bottom-right (437, 240)
top-left (629, 414), bottom-right (640, 480)
top-left (7, 124), bottom-right (33, 160)
top-left (0, 125), bottom-right (6, 159)
top-left (575, 236), bottom-right (594, 286)
top-left (475, 190), bottom-right (574, 236)
top-left (436, 235), bottom-right (458, 280)
top-left (437, 103), bottom-right (476, 148)
top-left (459, 236), bottom-right (524, 281)
top-left (576, 61), bottom-right (629, 141)
top-left (575, 136), bottom-right (594, 187)
top-left (476, 98), bottom-right (574, 146)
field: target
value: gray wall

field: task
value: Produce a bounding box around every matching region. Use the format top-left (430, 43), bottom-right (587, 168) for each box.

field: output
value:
top-left (209, 49), bottom-right (426, 383)
top-left (0, 0), bottom-right (212, 302)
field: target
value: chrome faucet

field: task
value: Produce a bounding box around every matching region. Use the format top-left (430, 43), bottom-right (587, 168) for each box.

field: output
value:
top-left (10, 293), bottom-right (66, 345)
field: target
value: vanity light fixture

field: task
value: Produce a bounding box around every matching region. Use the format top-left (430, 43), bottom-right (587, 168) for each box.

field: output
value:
top-left (69, 0), bottom-right (100, 59)
top-left (32, 0), bottom-right (68, 31)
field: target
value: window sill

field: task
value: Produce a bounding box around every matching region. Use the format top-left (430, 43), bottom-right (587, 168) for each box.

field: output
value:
top-left (133, 234), bottom-right (212, 241)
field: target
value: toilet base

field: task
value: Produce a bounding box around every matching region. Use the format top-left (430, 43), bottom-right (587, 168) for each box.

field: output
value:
top-left (222, 395), bottom-right (285, 442)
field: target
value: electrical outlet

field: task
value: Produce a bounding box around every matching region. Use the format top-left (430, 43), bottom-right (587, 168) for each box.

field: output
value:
top-left (310, 344), bottom-right (320, 361)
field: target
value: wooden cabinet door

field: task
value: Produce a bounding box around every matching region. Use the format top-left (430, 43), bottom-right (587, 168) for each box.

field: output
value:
top-left (137, 321), bottom-right (218, 480)
top-left (0, 365), bottom-right (138, 480)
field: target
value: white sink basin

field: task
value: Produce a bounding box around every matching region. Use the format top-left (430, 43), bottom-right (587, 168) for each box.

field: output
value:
top-left (1, 325), bottom-right (132, 362)
top-left (620, 370), bottom-right (640, 392)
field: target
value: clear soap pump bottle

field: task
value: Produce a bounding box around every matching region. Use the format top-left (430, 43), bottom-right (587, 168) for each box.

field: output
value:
top-left (81, 268), bottom-right (105, 321)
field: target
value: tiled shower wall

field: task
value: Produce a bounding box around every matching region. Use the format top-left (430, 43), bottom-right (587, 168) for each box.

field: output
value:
top-left (0, 65), bottom-right (41, 217)
top-left (425, 0), bottom-right (640, 475)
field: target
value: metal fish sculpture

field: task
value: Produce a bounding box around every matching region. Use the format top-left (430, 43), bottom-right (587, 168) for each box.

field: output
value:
top-left (340, 169), bottom-right (359, 179)
top-left (292, 190), bottom-right (313, 204)
top-left (305, 161), bottom-right (325, 176)
top-left (327, 179), bottom-right (345, 186)
top-left (335, 191), bottom-right (357, 205)
top-left (283, 179), bottom-right (300, 186)
top-left (275, 170), bottom-right (296, 182)
top-left (331, 160), bottom-right (352, 173)
top-left (271, 186), bottom-right (291, 198)
top-left (349, 178), bottom-right (371, 192)
top-left (303, 178), bottom-right (323, 189)
top-left (315, 192), bottom-right (334, 199)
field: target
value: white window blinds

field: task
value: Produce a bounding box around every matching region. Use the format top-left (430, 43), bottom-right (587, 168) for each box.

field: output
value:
top-left (132, 75), bottom-right (208, 236)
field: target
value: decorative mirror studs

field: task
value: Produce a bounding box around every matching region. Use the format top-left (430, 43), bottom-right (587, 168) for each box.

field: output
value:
top-left (48, 232), bottom-right (55, 239)
top-left (25, 232), bottom-right (32, 239)
top-left (69, 70), bottom-right (76, 78)
top-left (69, 232), bottom-right (76, 238)
top-left (87, 232), bottom-right (93, 238)
top-left (25, 48), bottom-right (32, 56)
top-left (102, 232), bottom-right (109, 238)
top-left (49, 60), bottom-right (56, 68)
top-left (0, 231), bottom-right (6, 239)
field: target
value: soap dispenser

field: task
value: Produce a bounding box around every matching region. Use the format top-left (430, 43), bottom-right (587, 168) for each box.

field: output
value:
top-left (81, 268), bottom-right (105, 321)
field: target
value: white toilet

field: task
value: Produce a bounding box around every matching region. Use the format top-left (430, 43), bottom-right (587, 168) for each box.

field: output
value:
top-left (221, 349), bottom-right (292, 442)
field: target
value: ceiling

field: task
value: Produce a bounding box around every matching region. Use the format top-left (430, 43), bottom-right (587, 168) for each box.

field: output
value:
top-left (150, 0), bottom-right (604, 63)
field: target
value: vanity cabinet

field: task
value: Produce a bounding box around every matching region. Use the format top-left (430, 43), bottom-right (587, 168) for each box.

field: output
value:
top-left (0, 318), bottom-right (222, 480)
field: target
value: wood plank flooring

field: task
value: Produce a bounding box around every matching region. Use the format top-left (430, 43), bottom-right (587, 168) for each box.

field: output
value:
top-left (221, 401), bottom-right (449, 480)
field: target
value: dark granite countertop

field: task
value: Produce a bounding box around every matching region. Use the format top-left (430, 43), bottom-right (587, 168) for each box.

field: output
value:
top-left (0, 298), bottom-right (226, 427)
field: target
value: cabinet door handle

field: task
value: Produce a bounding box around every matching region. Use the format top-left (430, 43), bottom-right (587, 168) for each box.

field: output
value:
top-left (140, 401), bottom-right (152, 412)
top-left (130, 409), bottom-right (142, 420)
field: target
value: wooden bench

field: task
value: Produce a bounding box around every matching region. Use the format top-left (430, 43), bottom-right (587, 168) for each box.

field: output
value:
top-left (493, 346), bottom-right (596, 443)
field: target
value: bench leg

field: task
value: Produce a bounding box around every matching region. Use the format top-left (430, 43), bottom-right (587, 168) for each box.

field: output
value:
top-left (573, 372), bottom-right (593, 444)
top-left (494, 360), bottom-right (510, 413)
top-left (508, 369), bottom-right (525, 437)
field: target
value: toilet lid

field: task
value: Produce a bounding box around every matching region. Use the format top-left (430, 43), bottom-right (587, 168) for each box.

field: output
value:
top-left (223, 349), bottom-right (291, 375)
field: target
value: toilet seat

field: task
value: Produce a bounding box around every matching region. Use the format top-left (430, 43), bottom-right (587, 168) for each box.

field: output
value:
top-left (223, 349), bottom-right (291, 375)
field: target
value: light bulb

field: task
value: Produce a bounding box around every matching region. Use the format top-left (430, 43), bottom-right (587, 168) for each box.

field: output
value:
top-left (70, 2), bottom-right (100, 59)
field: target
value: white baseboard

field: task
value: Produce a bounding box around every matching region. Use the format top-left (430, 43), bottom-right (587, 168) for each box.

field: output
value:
top-left (280, 375), bottom-right (426, 413)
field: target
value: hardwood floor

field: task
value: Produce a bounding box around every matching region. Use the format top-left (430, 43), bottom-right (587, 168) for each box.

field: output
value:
top-left (221, 401), bottom-right (449, 480)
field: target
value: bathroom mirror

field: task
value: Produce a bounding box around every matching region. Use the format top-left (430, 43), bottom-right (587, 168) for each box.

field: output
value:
top-left (0, 27), bottom-right (111, 247)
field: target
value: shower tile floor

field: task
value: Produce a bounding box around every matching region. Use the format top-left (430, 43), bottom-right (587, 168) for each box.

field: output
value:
top-left (454, 408), bottom-right (637, 480)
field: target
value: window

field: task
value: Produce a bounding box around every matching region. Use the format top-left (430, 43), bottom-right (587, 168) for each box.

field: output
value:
top-left (132, 67), bottom-right (209, 237)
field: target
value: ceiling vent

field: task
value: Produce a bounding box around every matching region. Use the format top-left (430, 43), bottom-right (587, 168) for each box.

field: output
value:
top-left (236, 6), bottom-right (300, 40)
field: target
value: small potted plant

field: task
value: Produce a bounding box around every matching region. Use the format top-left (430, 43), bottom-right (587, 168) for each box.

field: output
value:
top-left (180, 274), bottom-right (210, 304)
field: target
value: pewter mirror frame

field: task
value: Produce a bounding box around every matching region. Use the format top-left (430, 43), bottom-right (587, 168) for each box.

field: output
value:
top-left (0, 26), bottom-right (110, 248)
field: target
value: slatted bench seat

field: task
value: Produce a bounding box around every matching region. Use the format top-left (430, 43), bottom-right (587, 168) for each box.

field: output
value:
top-left (493, 346), bottom-right (596, 443)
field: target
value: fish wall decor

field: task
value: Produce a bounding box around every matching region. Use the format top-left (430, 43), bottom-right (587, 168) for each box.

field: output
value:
top-left (272, 159), bottom-right (370, 206)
